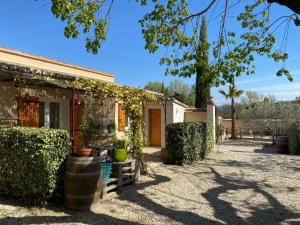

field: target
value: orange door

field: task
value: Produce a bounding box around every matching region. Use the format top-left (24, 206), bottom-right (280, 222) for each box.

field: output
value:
top-left (70, 101), bottom-right (84, 152)
top-left (118, 104), bottom-right (126, 131)
top-left (150, 109), bottom-right (161, 147)
top-left (17, 96), bottom-right (39, 127)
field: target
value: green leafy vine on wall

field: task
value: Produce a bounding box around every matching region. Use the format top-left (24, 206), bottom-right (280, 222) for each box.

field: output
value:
top-left (13, 76), bottom-right (158, 161)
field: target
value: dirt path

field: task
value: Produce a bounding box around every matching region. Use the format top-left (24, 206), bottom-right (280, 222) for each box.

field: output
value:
top-left (0, 141), bottom-right (299, 225)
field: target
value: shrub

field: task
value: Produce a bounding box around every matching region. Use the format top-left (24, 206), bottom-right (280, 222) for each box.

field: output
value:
top-left (113, 136), bottom-right (126, 149)
top-left (287, 123), bottom-right (300, 155)
top-left (166, 122), bottom-right (213, 165)
top-left (0, 127), bottom-right (71, 204)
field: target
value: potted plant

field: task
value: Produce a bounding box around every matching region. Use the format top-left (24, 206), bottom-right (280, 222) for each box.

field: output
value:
top-left (107, 122), bottom-right (116, 134)
top-left (78, 103), bottom-right (96, 157)
top-left (100, 156), bottom-right (112, 182)
top-left (112, 138), bottom-right (127, 162)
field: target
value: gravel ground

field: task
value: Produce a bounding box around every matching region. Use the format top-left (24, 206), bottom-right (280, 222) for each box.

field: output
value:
top-left (0, 140), bottom-right (299, 225)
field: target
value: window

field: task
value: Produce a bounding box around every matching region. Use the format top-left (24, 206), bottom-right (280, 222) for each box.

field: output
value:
top-left (50, 102), bottom-right (60, 129)
top-left (39, 102), bottom-right (45, 127)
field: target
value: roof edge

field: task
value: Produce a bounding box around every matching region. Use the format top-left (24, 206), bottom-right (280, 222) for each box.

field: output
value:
top-left (0, 47), bottom-right (114, 79)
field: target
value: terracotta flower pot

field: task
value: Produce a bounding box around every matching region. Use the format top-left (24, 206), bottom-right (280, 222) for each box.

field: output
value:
top-left (78, 147), bottom-right (94, 157)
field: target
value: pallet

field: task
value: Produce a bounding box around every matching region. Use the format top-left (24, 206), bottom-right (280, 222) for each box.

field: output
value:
top-left (101, 159), bottom-right (140, 198)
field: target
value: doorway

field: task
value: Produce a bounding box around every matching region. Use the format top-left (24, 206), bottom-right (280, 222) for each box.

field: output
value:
top-left (149, 109), bottom-right (161, 147)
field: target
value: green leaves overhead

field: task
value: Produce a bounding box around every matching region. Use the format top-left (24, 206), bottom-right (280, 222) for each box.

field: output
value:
top-left (139, 0), bottom-right (294, 84)
top-left (49, 0), bottom-right (295, 83)
top-left (51, 0), bottom-right (108, 54)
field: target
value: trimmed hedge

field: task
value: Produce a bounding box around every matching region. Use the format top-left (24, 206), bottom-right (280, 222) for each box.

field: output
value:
top-left (0, 127), bottom-right (71, 204)
top-left (287, 123), bottom-right (300, 155)
top-left (166, 122), bottom-right (213, 165)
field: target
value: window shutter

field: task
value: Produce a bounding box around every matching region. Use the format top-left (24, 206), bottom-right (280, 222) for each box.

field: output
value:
top-left (17, 96), bottom-right (39, 127)
top-left (70, 100), bottom-right (85, 152)
top-left (118, 104), bottom-right (126, 131)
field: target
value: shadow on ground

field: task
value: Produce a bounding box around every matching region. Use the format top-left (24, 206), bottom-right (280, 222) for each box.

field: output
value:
top-left (0, 144), bottom-right (299, 225)
top-left (219, 140), bottom-right (271, 147)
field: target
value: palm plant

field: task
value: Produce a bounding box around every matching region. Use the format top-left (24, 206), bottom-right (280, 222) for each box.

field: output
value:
top-left (219, 84), bottom-right (243, 139)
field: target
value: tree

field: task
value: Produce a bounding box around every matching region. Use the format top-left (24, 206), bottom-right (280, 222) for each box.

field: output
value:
top-left (217, 103), bottom-right (245, 120)
top-left (144, 79), bottom-right (195, 106)
top-left (144, 82), bottom-right (164, 93)
top-left (241, 91), bottom-right (264, 106)
top-left (219, 84), bottom-right (244, 139)
top-left (243, 100), bottom-right (300, 143)
top-left (195, 16), bottom-right (211, 108)
top-left (167, 79), bottom-right (190, 104)
top-left (48, 0), bottom-right (299, 82)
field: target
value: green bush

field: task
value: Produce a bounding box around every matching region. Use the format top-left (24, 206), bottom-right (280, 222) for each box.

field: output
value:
top-left (287, 123), bottom-right (300, 155)
top-left (166, 122), bottom-right (213, 165)
top-left (0, 127), bottom-right (71, 204)
top-left (113, 137), bottom-right (126, 149)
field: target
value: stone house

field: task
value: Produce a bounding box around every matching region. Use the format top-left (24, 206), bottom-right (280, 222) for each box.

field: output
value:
top-left (0, 48), bottom-right (116, 151)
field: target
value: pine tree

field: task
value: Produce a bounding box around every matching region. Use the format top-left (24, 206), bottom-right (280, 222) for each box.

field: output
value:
top-left (195, 16), bottom-right (210, 108)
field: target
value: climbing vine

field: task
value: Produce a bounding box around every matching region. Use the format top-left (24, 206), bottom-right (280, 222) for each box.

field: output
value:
top-left (14, 76), bottom-right (157, 161)
top-left (76, 79), bottom-right (157, 159)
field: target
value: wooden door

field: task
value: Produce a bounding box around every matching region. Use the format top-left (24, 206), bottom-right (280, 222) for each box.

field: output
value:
top-left (17, 96), bottom-right (39, 127)
top-left (150, 109), bottom-right (161, 147)
top-left (70, 101), bottom-right (85, 152)
top-left (118, 104), bottom-right (126, 132)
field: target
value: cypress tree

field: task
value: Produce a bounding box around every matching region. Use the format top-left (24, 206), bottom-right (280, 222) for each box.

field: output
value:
top-left (195, 16), bottom-right (210, 108)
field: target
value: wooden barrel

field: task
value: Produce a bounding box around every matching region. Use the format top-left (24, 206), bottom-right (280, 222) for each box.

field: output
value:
top-left (64, 156), bottom-right (103, 211)
top-left (276, 136), bottom-right (288, 154)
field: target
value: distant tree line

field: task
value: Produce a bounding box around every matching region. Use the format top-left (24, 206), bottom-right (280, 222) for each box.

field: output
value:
top-left (218, 90), bottom-right (300, 143)
top-left (144, 79), bottom-right (196, 107)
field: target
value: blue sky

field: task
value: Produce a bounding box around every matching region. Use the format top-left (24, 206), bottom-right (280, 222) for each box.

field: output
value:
top-left (0, 0), bottom-right (299, 105)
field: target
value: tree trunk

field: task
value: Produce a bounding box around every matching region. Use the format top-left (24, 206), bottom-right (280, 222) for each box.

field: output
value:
top-left (231, 97), bottom-right (236, 139)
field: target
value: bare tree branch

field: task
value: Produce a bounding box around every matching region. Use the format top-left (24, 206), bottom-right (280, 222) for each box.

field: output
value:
top-left (176, 0), bottom-right (218, 25)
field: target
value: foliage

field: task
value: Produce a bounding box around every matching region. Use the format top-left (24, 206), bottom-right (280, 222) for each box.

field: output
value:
top-left (126, 127), bottom-right (144, 160)
top-left (165, 122), bottom-right (213, 165)
top-left (216, 123), bottom-right (225, 142)
top-left (113, 137), bottom-right (126, 149)
top-left (107, 122), bottom-right (116, 133)
top-left (51, 0), bottom-right (109, 54)
top-left (79, 102), bottom-right (96, 146)
top-left (139, 0), bottom-right (294, 84)
top-left (243, 100), bottom-right (300, 143)
top-left (0, 127), bottom-right (70, 204)
top-left (144, 79), bottom-right (195, 106)
top-left (47, 1), bottom-right (298, 85)
top-left (217, 103), bottom-right (245, 119)
top-left (144, 81), bottom-right (164, 93)
top-left (18, 71), bottom-right (157, 161)
top-left (219, 84), bottom-right (244, 100)
top-left (287, 123), bottom-right (300, 155)
top-left (219, 84), bottom-right (244, 139)
top-left (195, 16), bottom-right (211, 108)
top-left (100, 155), bottom-right (112, 163)
top-left (206, 122), bottom-right (214, 156)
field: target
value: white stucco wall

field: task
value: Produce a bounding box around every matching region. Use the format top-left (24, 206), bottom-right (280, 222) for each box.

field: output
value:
top-left (172, 102), bottom-right (186, 123)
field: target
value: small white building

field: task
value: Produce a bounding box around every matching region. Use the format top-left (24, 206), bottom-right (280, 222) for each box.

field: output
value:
top-left (143, 98), bottom-right (188, 148)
